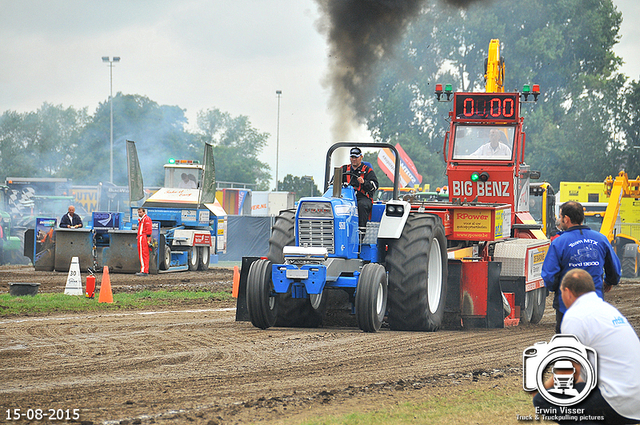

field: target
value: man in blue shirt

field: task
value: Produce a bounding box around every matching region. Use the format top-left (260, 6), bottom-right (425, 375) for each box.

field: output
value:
top-left (541, 201), bottom-right (621, 333)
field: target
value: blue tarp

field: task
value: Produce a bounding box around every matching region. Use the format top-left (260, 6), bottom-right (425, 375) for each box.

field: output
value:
top-left (218, 215), bottom-right (273, 261)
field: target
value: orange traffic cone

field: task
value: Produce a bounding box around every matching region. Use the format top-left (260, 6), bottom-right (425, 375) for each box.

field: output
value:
top-left (98, 266), bottom-right (114, 304)
top-left (232, 265), bottom-right (240, 298)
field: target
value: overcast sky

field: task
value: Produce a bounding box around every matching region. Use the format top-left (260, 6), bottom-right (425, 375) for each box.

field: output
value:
top-left (1, 0), bottom-right (639, 190)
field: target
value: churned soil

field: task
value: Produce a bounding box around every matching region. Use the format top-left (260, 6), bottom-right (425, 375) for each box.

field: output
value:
top-left (1, 265), bottom-right (639, 425)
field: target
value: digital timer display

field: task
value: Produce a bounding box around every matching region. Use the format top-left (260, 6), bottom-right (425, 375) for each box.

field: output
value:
top-left (454, 93), bottom-right (519, 121)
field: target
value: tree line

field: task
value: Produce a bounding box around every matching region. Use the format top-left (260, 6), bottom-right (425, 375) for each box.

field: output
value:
top-left (0, 96), bottom-right (272, 190)
top-left (365, 0), bottom-right (640, 189)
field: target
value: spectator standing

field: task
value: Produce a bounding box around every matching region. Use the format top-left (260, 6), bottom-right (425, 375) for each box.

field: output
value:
top-left (136, 207), bottom-right (153, 276)
top-left (59, 205), bottom-right (83, 229)
top-left (541, 201), bottom-right (621, 333)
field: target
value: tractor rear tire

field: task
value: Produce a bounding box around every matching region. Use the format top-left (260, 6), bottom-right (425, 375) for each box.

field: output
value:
top-left (622, 256), bottom-right (638, 278)
top-left (8, 230), bottom-right (29, 265)
top-left (267, 209), bottom-right (325, 328)
top-left (355, 263), bottom-right (388, 332)
top-left (246, 259), bottom-right (277, 329)
top-left (267, 210), bottom-right (296, 264)
top-left (386, 214), bottom-right (447, 331)
top-left (522, 287), bottom-right (546, 324)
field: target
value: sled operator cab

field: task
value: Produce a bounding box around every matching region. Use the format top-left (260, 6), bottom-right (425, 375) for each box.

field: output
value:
top-left (443, 91), bottom-right (540, 225)
top-left (163, 159), bottom-right (202, 189)
top-left (134, 145), bottom-right (227, 273)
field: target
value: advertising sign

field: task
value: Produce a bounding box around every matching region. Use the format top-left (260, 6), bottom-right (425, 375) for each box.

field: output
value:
top-left (34, 217), bottom-right (57, 270)
top-left (377, 143), bottom-right (423, 188)
top-left (453, 208), bottom-right (493, 239)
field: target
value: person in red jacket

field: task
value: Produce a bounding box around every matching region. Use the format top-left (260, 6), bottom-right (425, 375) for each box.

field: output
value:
top-left (136, 207), bottom-right (153, 276)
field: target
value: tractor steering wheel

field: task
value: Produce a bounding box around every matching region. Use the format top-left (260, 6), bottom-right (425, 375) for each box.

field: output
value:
top-left (344, 172), bottom-right (362, 188)
top-left (329, 171), bottom-right (361, 187)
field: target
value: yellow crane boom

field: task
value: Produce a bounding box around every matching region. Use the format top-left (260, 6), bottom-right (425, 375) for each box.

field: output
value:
top-left (601, 171), bottom-right (640, 241)
top-left (485, 39), bottom-right (505, 93)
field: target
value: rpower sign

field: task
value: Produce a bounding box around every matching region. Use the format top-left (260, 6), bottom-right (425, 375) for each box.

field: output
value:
top-left (451, 206), bottom-right (511, 240)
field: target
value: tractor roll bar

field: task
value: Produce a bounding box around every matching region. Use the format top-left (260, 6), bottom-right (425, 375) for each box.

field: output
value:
top-left (324, 142), bottom-right (400, 200)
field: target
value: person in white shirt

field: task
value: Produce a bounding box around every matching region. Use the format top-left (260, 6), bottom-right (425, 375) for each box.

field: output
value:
top-left (472, 128), bottom-right (512, 158)
top-left (533, 268), bottom-right (640, 424)
top-left (178, 173), bottom-right (197, 189)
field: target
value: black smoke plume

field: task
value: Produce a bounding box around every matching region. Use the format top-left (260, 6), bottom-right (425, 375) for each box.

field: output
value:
top-left (315, 0), bottom-right (483, 140)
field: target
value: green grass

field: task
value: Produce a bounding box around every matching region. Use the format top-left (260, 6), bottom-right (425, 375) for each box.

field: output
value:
top-left (297, 387), bottom-right (533, 425)
top-left (0, 290), bottom-right (232, 316)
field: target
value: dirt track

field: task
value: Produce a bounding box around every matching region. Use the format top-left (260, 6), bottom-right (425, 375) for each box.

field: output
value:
top-left (1, 266), bottom-right (639, 425)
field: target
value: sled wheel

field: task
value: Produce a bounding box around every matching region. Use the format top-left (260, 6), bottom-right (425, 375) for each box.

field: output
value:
top-left (522, 287), bottom-right (546, 324)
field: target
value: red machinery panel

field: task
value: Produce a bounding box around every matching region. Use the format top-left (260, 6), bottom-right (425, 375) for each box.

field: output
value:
top-left (460, 261), bottom-right (489, 317)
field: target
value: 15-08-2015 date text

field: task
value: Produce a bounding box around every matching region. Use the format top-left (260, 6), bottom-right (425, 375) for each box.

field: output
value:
top-left (5, 408), bottom-right (80, 421)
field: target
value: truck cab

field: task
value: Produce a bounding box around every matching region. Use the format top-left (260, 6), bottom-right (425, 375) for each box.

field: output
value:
top-left (135, 149), bottom-right (227, 272)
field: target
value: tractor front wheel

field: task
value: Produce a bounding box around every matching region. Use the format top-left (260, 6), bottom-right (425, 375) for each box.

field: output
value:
top-left (246, 259), bottom-right (277, 329)
top-left (267, 209), bottom-right (324, 328)
top-left (355, 263), bottom-right (388, 332)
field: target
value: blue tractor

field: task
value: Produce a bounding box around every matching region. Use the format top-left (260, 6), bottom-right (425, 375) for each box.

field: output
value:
top-left (244, 142), bottom-right (448, 332)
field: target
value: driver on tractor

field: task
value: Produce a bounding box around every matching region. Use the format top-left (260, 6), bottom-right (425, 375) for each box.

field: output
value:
top-left (342, 147), bottom-right (379, 228)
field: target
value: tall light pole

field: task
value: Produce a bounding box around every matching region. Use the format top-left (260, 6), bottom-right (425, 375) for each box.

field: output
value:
top-left (275, 90), bottom-right (282, 191)
top-left (102, 56), bottom-right (120, 183)
top-left (303, 175), bottom-right (314, 197)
